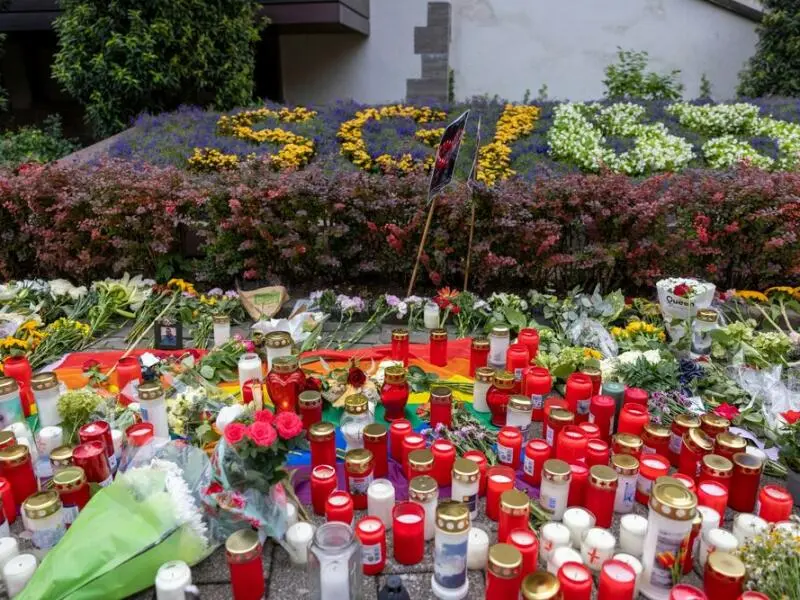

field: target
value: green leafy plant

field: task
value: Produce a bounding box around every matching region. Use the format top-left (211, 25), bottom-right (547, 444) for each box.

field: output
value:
top-left (603, 48), bottom-right (684, 101)
top-left (0, 116), bottom-right (78, 166)
top-left (777, 419), bottom-right (800, 473)
top-left (52, 0), bottom-right (264, 137)
top-left (195, 339), bottom-right (245, 384)
top-left (57, 388), bottom-right (107, 443)
top-left (615, 354), bottom-right (680, 392)
top-left (699, 74), bottom-right (713, 99)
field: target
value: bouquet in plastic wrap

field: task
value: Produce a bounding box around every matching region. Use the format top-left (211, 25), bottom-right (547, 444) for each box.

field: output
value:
top-left (17, 443), bottom-right (221, 600)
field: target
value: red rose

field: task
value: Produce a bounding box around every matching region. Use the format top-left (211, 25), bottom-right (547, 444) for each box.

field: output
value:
top-left (347, 367), bottom-right (366, 388)
top-left (305, 376), bottom-right (322, 392)
top-left (713, 403), bottom-right (740, 421)
top-left (274, 411), bottom-right (303, 440)
top-left (781, 410), bottom-right (800, 425)
top-left (82, 359), bottom-right (100, 372)
top-left (673, 283), bottom-right (691, 297)
top-left (205, 482), bottom-right (223, 496)
top-left (254, 410), bottom-right (274, 425)
top-left (223, 422), bottom-right (248, 445)
top-left (247, 421), bottom-right (277, 448)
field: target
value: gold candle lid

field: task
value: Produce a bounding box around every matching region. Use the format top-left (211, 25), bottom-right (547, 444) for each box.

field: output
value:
top-left (363, 423), bottom-right (387, 442)
top-left (23, 491), bottom-right (61, 519)
top-left (612, 454), bottom-right (640, 476)
top-left (0, 431), bottom-right (15, 449)
top-left (684, 428), bottom-right (713, 453)
top-left (706, 551), bottom-right (746, 580)
top-left (50, 445), bottom-right (74, 464)
top-left (543, 459), bottom-right (571, 483)
top-left (391, 329), bottom-right (409, 340)
top-left (225, 528), bottom-right (261, 562)
top-left (701, 454), bottom-right (733, 476)
top-left (435, 500), bottom-right (470, 533)
top-left (471, 337), bottom-right (490, 350)
top-left (0, 378), bottom-right (18, 395)
top-left (589, 465), bottom-right (618, 489)
top-left (345, 448), bottom-right (373, 473)
top-left (344, 393), bottom-right (368, 414)
top-left (212, 314), bottom-right (230, 324)
top-left (384, 365), bottom-right (407, 385)
top-left (700, 412), bottom-right (730, 431)
top-left (643, 423), bottom-right (670, 440)
top-left (475, 366), bottom-right (495, 383)
top-left (493, 371), bottom-right (515, 390)
top-left (488, 543), bottom-right (522, 578)
top-left (52, 466), bottom-right (86, 491)
top-left (271, 355), bottom-right (299, 374)
top-left (521, 572), bottom-right (562, 600)
top-left (732, 452), bottom-right (764, 474)
top-left (138, 381), bottom-right (163, 401)
top-left (308, 421), bottom-right (335, 442)
top-left (509, 395), bottom-right (532, 412)
top-left (430, 328), bottom-right (448, 341)
top-left (549, 408), bottom-right (574, 424)
top-left (408, 449), bottom-right (434, 470)
top-left (298, 390), bottom-right (322, 408)
top-left (696, 309), bottom-right (719, 323)
top-left (409, 475), bottom-right (438, 502)
top-left (430, 386), bottom-right (452, 404)
top-left (31, 372), bottom-right (59, 391)
top-left (264, 331), bottom-right (292, 348)
top-left (491, 326), bottom-right (510, 338)
top-left (716, 431), bottom-right (746, 451)
top-left (650, 476), bottom-right (697, 521)
top-left (0, 444), bottom-right (29, 465)
top-left (452, 457), bottom-right (479, 483)
top-left (500, 489), bottom-right (530, 516)
top-left (673, 413), bottom-right (701, 429)
top-left (614, 433), bottom-right (643, 452)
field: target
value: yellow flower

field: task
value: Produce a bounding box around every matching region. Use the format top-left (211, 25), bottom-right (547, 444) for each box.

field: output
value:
top-left (167, 279), bottom-right (198, 295)
top-left (764, 286), bottom-right (796, 298)
top-left (734, 290), bottom-right (768, 303)
top-left (583, 348), bottom-right (602, 360)
top-left (610, 326), bottom-right (627, 338)
top-left (0, 337), bottom-right (28, 350)
top-left (477, 104), bottom-right (540, 186)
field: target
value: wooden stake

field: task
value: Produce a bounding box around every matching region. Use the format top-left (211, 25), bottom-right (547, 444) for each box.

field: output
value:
top-left (407, 195), bottom-right (437, 297)
top-left (463, 190), bottom-right (477, 291)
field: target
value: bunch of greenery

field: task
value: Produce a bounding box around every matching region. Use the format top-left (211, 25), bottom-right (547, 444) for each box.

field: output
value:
top-left (777, 419), bottom-right (800, 473)
top-left (603, 48), bottom-right (684, 101)
top-left (0, 116), bottom-right (78, 167)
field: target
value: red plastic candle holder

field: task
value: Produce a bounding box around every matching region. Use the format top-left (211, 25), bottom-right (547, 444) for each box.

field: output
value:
top-left (470, 338), bottom-right (490, 377)
top-left (623, 387), bottom-right (648, 406)
top-left (2, 356), bottom-right (33, 417)
top-left (363, 424), bottom-right (388, 479)
top-left (389, 419), bottom-right (412, 463)
top-left (225, 529), bottom-right (265, 600)
top-left (463, 450), bottom-right (488, 496)
top-left (581, 366), bottom-right (602, 397)
top-left (698, 454), bottom-right (733, 489)
top-left (431, 439), bottom-right (456, 487)
top-left (546, 408), bottom-right (575, 453)
top-left (310, 464), bottom-right (337, 516)
top-left (669, 585), bottom-right (709, 600)
top-left (345, 449), bottom-right (374, 510)
top-left (486, 466), bottom-right (515, 521)
top-left (641, 423), bottom-right (671, 458)
top-left (598, 559), bottom-right (636, 600)
top-left (0, 477), bottom-right (14, 523)
top-left (517, 328), bottom-right (540, 360)
top-left (298, 391), bottom-right (323, 432)
top-left (567, 462), bottom-right (589, 507)
top-left (728, 452), bottom-right (763, 513)
top-left (704, 552), bottom-right (745, 600)
top-left (486, 544), bottom-right (523, 599)
top-left (78, 420), bottom-right (115, 471)
top-left (669, 415), bottom-right (701, 467)
top-left (498, 489), bottom-right (530, 543)
top-left (558, 561), bottom-right (593, 600)
top-left (586, 439), bottom-right (610, 468)
top-left (390, 329), bottom-right (410, 366)
top-left (429, 386), bottom-right (453, 429)
top-left (309, 422), bottom-right (337, 469)
top-left (497, 426), bottom-right (523, 470)
top-left (757, 484), bottom-right (793, 523)
top-left (565, 373), bottom-right (593, 421)
top-left (0, 445), bottom-right (38, 516)
top-left (392, 502), bottom-right (425, 565)
top-left (429, 329), bottom-right (448, 367)
top-left (636, 454), bottom-right (670, 505)
top-left (508, 528), bottom-right (538, 577)
top-left (679, 429), bottom-right (714, 481)
top-left (522, 439), bottom-right (551, 486)
top-left (556, 426), bottom-right (588, 464)
top-left (115, 356), bottom-right (142, 401)
top-left (589, 395), bottom-right (615, 443)
top-left (673, 472), bottom-right (696, 493)
top-left (401, 433), bottom-right (426, 480)
top-left (356, 516), bottom-right (386, 576)
top-left (578, 422), bottom-right (601, 441)
top-left (381, 366), bottom-right (409, 422)
top-left (325, 490), bottom-right (354, 525)
top-left (506, 343), bottom-right (530, 391)
top-left (72, 441), bottom-right (111, 487)
top-left (697, 481), bottom-right (728, 516)
top-left (617, 403), bottom-right (649, 437)
top-left (525, 367), bottom-right (552, 422)
top-left (585, 465), bottom-right (617, 528)
top-left (487, 372), bottom-right (515, 427)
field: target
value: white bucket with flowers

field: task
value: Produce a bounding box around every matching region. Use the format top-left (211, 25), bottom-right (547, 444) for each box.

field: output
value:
top-left (656, 278), bottom-right (716, 340)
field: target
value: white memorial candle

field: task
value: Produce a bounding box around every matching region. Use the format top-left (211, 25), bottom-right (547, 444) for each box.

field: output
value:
top-left (213, 315), bottom-right (231, 347)
top-left (613, 553), bottom-right (643, 597)
top-left (285, 503), bottom-right (298, 528)
top-left (618, 513), bottom-right (648, 557)
top-left (155, 560), bottom-right (192, 600)
top-left (320, 559), bottom-right (350, 600)
top-left (367, 479), bottom-right (395, 530)
top-left (699, 528), bottom-right (738, 569)
top-left (732, 513), bottom-right (768, 545)
top-left (3, 553), bottom-right (36, 598)
top-left (539, 522), bottom-right (570, 564)
top-left (693, 506), bottom-right (721, 558)
top-left (581, 527), bottom-right (615, 572)
top-left (562, 507), bottom-right (595, 549)
top-left (0, 538), bottom-right (18, 571)
top-left (237, 353), bottom-right (263, 389)
top-left (467, 528), bottom-right (489, 570)
top-left (285, 522), bottom-right (315, 565)
top-left (547, 546), bottom-right (583, 575)
top-left (423, 302), bottom-right (440, 329)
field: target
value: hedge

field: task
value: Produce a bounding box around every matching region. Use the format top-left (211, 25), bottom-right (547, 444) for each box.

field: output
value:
top-left (1, 161), bottom-right (798, 292)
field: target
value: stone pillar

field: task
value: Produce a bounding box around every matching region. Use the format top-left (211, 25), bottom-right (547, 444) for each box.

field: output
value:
top-left (406, 2), bottom-right (451, 103)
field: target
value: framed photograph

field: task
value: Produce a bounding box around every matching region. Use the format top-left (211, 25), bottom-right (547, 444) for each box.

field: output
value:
top-left (154, 319), bottom-right (183, 350)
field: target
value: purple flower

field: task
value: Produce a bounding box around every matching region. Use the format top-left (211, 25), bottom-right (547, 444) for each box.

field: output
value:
top-left (207, 287), bottom-right (223, 297)
top-left (385, 294), bottom-right (401, 307)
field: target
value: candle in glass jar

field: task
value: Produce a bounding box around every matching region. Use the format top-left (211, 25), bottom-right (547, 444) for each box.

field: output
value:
top-left (470, 338), bottom-right (490, 377)
top-left (732, 513), bottom-right (767, 545)
top-left (429, 329), bottom-right (448, 367)
top-left (237, 353), bottom-right (263, 389)
top-left (556, 427), bottom-right (588, 464)
top-left (310, 464), bottom-right (337, 516)
top-left (496, 426), bottom-right (523, 470)
top-left (488, 326), bottom-right (511, 369)
top-left (506, 396), bottom-right (533, 439)
top-left (367, 478), bottom-right (395, 530)
top-left (636, 454), bottom-right (670, 505)
top-left (325, 490), bottom-right (354, 526)
top-left (540, 459), bottom-right (571, 520)
top-left (78, 420), bottom-right (116, 474)
top-left (669, 414), bottom-right (701, 467)
top-left (309, 422), bottom-right (336, 469)
top-left (704, 552), bottom-right (745, 600)
top-left (699, 528), bottom-right (738, 569)
top-left (401, 434), bottom-right (426, 480)
top-left (619, 514), bottom-right (648, 557)
top-left (589, 395), bottom-right (615, 442)
top-left (586, 439), bottom-right (610, 467)
top-left (757, 484), bottom-right (793, 522)
top-left (472, 366), bottom-right (494, 413)
top-left (430, 439), bottom-right (456, 487)
top-left (517, 328), bottom-right (540, 359)
top-left (563, 507), bottom-right (596, 549)
top-left (391, 329), bottom-right (410, 366)
top-left (506, 344), bottom-right (530, 389)
top-left (263, 331), bottom-right (292, 371)
top-left (498, 489), bottom-right (529, 543)
top-left (463, 450), bottom-right (488, 496)
top-left (567, 462), bottom-right (589, 507)
top-left (522, 439), bottom-right (551, 486)
top-left (3, 553), bottom-right (36, 598)
top-left (699, 413), bottom-right (730, 439)
top-left (728, 452), bottom-right (763, 513)
top-left (388, 419), bottom-right (412, 463)
top-left (598, 559), bottom-right (636, 600)
top-left (155, 560), bottom-right (193, 600)
top-left (641, 423), bottom-right (671, 457)
top-left (344, 449), bottom-right (374, 510)
top-left (424, 301), bottom-right (440, 329)
top-left (362, 424), bottom-right (388, 479)
top-left (565, 373), bottom-right (593, 421)
top-left (408, 475), bottom-right (438, 540)
top-left (713, 432), bottom-right (747, 463)
top-left (467, 527), bottom-right (489, 570)
top-left (508, 527), bottom-right (538, 577)
top-left (431, 501), bottom-right (471, 599)
top-left (225, 529), bottom-right (264, 600)
top-left (617, 404), bottom-right (649, 437)
top-left (452, 458), bottom-right (480, 518)
top-left (298, 391), bottom-right (323, 432)
top-left (429, 386), bottom-right (453, 428)
top-left (581, 527), bottom-right (616, 572)
top-left (407, 449), bottom-right (433, 480)
top-left (486, 465), bottom-right (515, 521)
top-left (612, 454), bottom-right (639, 514)
top-left (679, 428), bottom-right (714, 481)
top-left (392, 502), bottom-right (425, 565)
top-left (485, 543), bottom-right (522, 599)
top-left (557, 561), bottom-right (592, 600)
top-left (487, 371), bottom-right (515, 427)
top-left (546, 408), bottom-right (575, 453)
top-left (525, 366), bottom-right (552, 422)
top-left (547, 546), bottom-right (583, 576)
top-left (540, 522), bottom-right (571, 564)
top-left (585, 466), bottom-right (617, 528)
top-left (355, 517), bottom-right (386, 576)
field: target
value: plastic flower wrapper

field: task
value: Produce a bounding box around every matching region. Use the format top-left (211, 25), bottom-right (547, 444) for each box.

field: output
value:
top-left (251, 311), bottom-right (326, 346)
top-left (18, 442), bottom-right (221, 600)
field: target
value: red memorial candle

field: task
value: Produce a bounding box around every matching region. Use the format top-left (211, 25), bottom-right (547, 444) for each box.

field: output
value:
top-left (115, 355), bottom-right (142, 402)
top-left (699, 413), bottom-right (730, 439)
top-left (598, 560), bottom-right (636, 600)
top-left (613, 433), bottom-right (643, 460)
top-left (391, 329), bottom-right (410, 366)
top-left (431, 439), bottom-right (456, 487)
top-left (226, 529), bottom-right (264, 600)
top-left (728, 452), bottom-right (763, 513)
top-left (525, 366), bottom-right (552, 422)
top-left (401, 433), bottom-right (426, 480)
top-left (71, 441), bottom-right (112, 487)
top-left (636, 454), bottom-right (670, 505)
top-left (470, 338), bottom-right (490, 377)
top-left (496, 426), bottom-right (523, 470)
top-left (407, 449), bottom-right (434, 480)
top-left (585, 465), bottom-right (618, 528)
top-left (714, 432), bottom-right (747, 463)
top-left (565, 373), bottom-right (593, 422)
top-left (506, 343), bottom-right (530, 392)
top-left (580, 366), bottom-right (602, 397)
top-left (392, 501), bottom-right (425, 565)
top-left (699, 454), bottom-right (733, 489)
top-left (578, 422), bottom-right (601, 441)
top-left (558, 561), bottom-right (593, 600)
top-left (498, 489), bottom-right (530, 543)
top-left (355, 516), bottom-right (386, 576)
top-left (463, 450), bottom-right (488, 496)
top-left (0, 477), bottom-right (14, 524)
top-left (266, 356), bottom-right (305, 414)
top-left (298, 391), bottom-right (323, 432)
top-left (670, 585), bottom-right (708, 600)
top-left (617, 404), bottom-right (649, 437)
top-left (679, 428), bottom-right (713, 481)
top-left (697, 480), bottom-right (728, 516)
top-left (429, 329), bottom-right (448, 367)
top-left (429, 386), bottom-right (453, 429)
top-left (78, 420), bottom-right (116, 473)
top-left (0, 432), bottom-right (15, 452)
top-left (2, 356), bottom-right (34, 417)
top-left (586, 439), bottom-right (610, 467)
top-left (486, 465), bottom-right (515, 521)
top-left (363, 424), bottom-right (388, 479)
top-left (757, 484), bottom-right (793, 523)
top-left (517, 328), bottom-right (540, 359)
top-left (345, 449), bottom-right (374, 510)
top-left (381, 366), bottom-right (410, 422)
top-left (310, 464), bottom-right (337, 516)
top-left (509, 528), bottom-right (538, 578)
top-left (704, 551), bottom-right (745, 600)
top-left (488, 371), bottom-right (515, 427)
top-left (669, 414), bottom-right (700, 467)
top-left (737, 593), bottom-right (769, 600)
top-left (0, 445), bottom-right (36, 515)
top-left (673, 472), bottom-right (696, 493)
top-left (589, 395), bottom-right (615, 443)
top-left (567, 462), bottom-right (589, 507)
top-left (641, 423), bottom-right (671, 457)
top-left (623, 387), bottom-right (648, 407)
top-left (53, 466), bottom-right (90, 527)
top-left (486, 543), bottom-right (523, 600)
top-left (556, 426), bottom-right (588, 464)
top-left (546, 408), bottom-right (575, 453)
top-left (389, 419), bottom-right (412, 463)
top-left (325, 490), bottom-right (354, 525)
top-left (522, 439), bottom-right (551, 486)
top-left (309, 422), bottom-right (337, 469)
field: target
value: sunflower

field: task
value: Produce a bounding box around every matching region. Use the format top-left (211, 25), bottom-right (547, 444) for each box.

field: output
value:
top-left (765, 286), bottom-right (797, 298)
top-left (583, 348), bottom-right (603, 360)
top-left (734, 290), bottom-right (768, 303)
top-left (167, 278), bottom-right (197, 295)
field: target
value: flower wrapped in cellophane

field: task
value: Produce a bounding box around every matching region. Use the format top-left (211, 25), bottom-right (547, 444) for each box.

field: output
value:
top-left (17, 443), bottom-right (221, 600)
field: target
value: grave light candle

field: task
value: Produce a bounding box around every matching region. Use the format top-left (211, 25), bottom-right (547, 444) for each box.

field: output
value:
top-left (617, 404), bottom-right (649, 437)
top-left (3, 553), bottom-right (36, 599)
top-left (517, 328), bottom-right (540, 359)
top-left (699, 528), bottom-right (738, 570)
top-left (485, 543), bottom-right (522, 600)
top-left (431, 439), bottom-right (456, 487)
top-left (557, 562), bottom-right (592, 600)
top-left (586, 439), bottom-right (610, 468)
top-left (390, 329), bottom-right (410, 366)
top-left (679, 428), bottom-right (714, 481)
top-left (612, 553), bottom-right (643, 598)
top-left (618, 514), bottom-right (648, 557)
top-left (424, 301), bottom-right (440, 329)
top-left (392, 502), bottom-right (425, 565)
top-left (155, 560), bottom-right (192, 600)
top-left (589, 395), bottom-right (615, 443)
top-left (225, 529), bottom-right (264, 600)
top-left (525, 366), bottom-right (551, 422)
top-left (429, 329), bottom-right (448, 367)
top-left (367, 478), bottom-right (395, 531)
top-left (539, 522), bottom-right (571, 564)
top-left (696, 480), bottom-right (728, 516)
top-left (636, 454), bottom-right (670, 505)
top-left (547, 546), bottom-right (583, 576)
top-left (309, 422), bottom-right (336, 470)
top-left (581, 527), bottom-right (616, 572)
top-left (505, 396), bottom-right (532, 440)
top-left (598, 559), bottom-right (636, 600)
top-left (472, 367), bottom-right (494, 413)
top-left (567, 462), bottom-right (589, 507)
top-left (563, 507), bottom-right (596, 549)
top-left (704, 552), bottom-right (745, 600)
top-left (699, 454), bottom-right (733, 489)
top-left (757, 484), bottom-right (793, 523)
top-left (520, 572), bottom-right (561, 600)
top-left (325, 490), bottom-right (354, 526)
top-left (299, 391), bottom-right (324, 433)
top-left (310, 464), bottom-right (337, 516)
top-left (732, 513), bottom-right (767, 545)
top-left (497, 489), bottom-right (529, 544)
top-left (487, 371), bottom-right (515, 427)
top-left (486, 465), bottom-right (515, 521)
top-left (355, 517), bottom-right (385, 575)
top-left (539, 459), bottom-right (571, 520)
top-left (557, 427), bottom-right (588, 465)
top-left (522, 439), bottom-right (551, 486)
top-left (470, 338), bottom-right (490, 377)
top-left (344, 449), bottom-right (374, 510)
top-left (466, 527), bottom-right (489, 570)
top-left (388, 419), bottom-right (412, 463)
top-left (506, 344), bottom-right (530, 391)
top-left (362, 424), bottom-right (388, 479)
top-left (508, 527), bottom-right (538, 577)
top-left (451, 458), bottom-right (480, 519)
top-left (669, 414), bottom-right (701, 467)
top-left (585, 466), bottom-right (617, 528)
top-left (728, 452), bottom-right (763, 513)
top-left (612, 454), bottom-right (639, 514)
top-left (431, 501), bottom-right (471, 600)
top-left (488, 326), bottom-right (511, 370)
top-left (463, 450), bottom-right (487, 496)
top-left (408, 475), bottom-right (438, 541)
top-left (641, 423), bottom-right (670, 457)
top-left (496, 426), bottom-right (523, 470)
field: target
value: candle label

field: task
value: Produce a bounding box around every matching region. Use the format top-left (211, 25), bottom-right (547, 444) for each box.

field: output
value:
top-left (348, 474), bottom-right (373, 497)
top-left (63, 503), bottom-right (79, 526)
top-left (668, 432), bottom-right (682, 454)
top-left (530, 394), bottom-right (544, 410)
top-left (0, 397), bottom-right (24, 429)
top-left (434, 539), bottom-right (468, 589)
top-left (99, 474), bottom-right (113, 487)
top-left (496, 443), bottom-right (513, 465)
top-left (459, 492), bottom-right (477, 514)
top-left (32, 523), bottom-right (65, 549)
top-left (361, 542), bottom-right (383, 566)
top-left (514, 368), bottom-right (524, 382)
top-left (523, 456), bottom-right (535, 477)
top-left (642, 444), bottom-right (656, 455)
top-left (545, 426), bottom-right (554, 446)
top-left (107, 453), bottom-right (118, 472)
top-left (541, 490), bottom-right (558, 512)
top-left (648, 529), bottom-right (691, 590)
top-left (577, 399), bottom-right (590, 416)
top-left (616, 479), bottom-right (636, 512)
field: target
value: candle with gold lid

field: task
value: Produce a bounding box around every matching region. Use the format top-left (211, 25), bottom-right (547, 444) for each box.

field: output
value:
top-left (380, 366), bottom-right (409, 422)
top-left (298, 390), bottom-right (323, 432)
top-left (263, 330), bottom-right (292, 370)
top-left (226, 528), bottom-right (264, 600)
top-left (363, 423), bottom-right (388, 478)
top-left (713, 432), bottom-right (746, 463)
top-left (49, 444), bottom-right (73, 474)
top-left (408, 449), bottom-right (434, 480)
top-left (641, 423), bottom-right (670, 457)
top-left (704, 551), bottom-right (745, 600)
top-left (498, 489), bottom-right (530, 543)
top-left (431, 501), bottom-right (471, 599)
top-left (23, 490), bottom-right (65, 549)
top-left (679, 428), bottom-right (713, 480)
top-left (613, 433), bottom-right (643, 459)
top-left (409, 475), bottom-right (438, 540)
top-left (521, 571), bottom-right (561, 600)
top-left (451, 458), bottom-right (480, 518)
top-left (344, 448), bottom-right (374, 510)
top-left (470, 337), bottom-right (490, 376)
top-left (669, 413), bottom-right (700, 466)
top-left (341, 393), bottom-right (371, 451)
top-left (699, 413), bottom-right (729, 439)
top-left (540, 459), bottom-right (571, 520)
top-left (485, 543), bottom-right (522, 599)
top-left (472, 366), bottom-right (494, 413)
top-left (611, 454), bottom-right (639, 514)
top-left (698, 454), bottom-right (733, 488)
top-left (391, 328), bottom-right (409, 366)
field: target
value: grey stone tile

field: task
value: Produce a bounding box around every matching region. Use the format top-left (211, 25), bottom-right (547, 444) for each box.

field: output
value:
top-left (422, 54), bottom-right (449, 79)
top-left (407, 78), bottom-right (449, 103)
top-left (427, 2), bottom-right (452, 28)
top-left (414, 26), bottom-right (450, 54)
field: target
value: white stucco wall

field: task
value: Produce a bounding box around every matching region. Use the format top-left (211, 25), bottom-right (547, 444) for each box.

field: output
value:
top-left (281, 0), bottom-right (759, 104)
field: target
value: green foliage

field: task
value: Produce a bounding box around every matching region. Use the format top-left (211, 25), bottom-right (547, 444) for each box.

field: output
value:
top-left (603, 48), bottom-right (684, 101)
top-left (52, 0), bottom-right (263, 138)
top-left (0, 116), bottom-right (78, 167)
top-left (777, 420), bottom-right (800, 472)
top-left (699, 74), bottom-right (713, 99)
top-left (615, 354), bottom-right (680, 392)
top-left (57, 389), bottom-right (106, 443)
top-left (739, 0), bottom-right (800, 97)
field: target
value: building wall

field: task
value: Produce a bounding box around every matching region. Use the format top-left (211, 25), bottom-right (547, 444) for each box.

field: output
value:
top-left (280, 0), bottom-right (759, 104)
